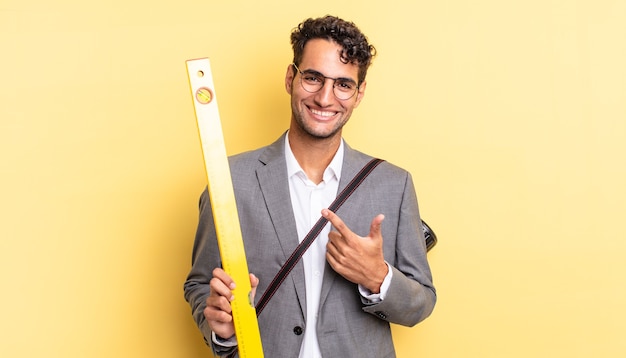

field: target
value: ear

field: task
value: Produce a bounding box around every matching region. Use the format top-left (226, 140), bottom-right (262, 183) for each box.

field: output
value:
top-left (353, 80), bottom-right (367, 108)
top-left (285, 64), bottom-right (295, 94)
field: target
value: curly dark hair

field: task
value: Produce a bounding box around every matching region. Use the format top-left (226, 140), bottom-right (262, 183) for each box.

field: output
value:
top-left (290, 15), bottom-right (377, 84)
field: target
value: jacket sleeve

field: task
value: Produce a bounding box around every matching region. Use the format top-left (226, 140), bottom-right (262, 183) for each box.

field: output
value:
top-left (183, 189), bottom-right (238, 356)
top-left (361, 172), bottom-right (437, 326)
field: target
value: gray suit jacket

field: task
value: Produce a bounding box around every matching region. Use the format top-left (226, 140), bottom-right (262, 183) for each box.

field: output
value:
top-left (184, 133), bottom-right (436, 358)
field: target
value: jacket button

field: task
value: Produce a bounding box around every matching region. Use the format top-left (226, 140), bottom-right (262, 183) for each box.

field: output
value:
top-left (375, 311), bottom-right (387, 319)
top-left (293, 326), bottom-right (303, 335)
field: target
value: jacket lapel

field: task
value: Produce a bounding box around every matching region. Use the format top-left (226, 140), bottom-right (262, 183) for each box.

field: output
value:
top-left (255, 133), bottom-right (307, 315)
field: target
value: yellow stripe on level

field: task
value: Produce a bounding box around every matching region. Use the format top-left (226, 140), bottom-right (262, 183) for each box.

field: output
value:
top-left (186, 58), bottom-right (264, 358)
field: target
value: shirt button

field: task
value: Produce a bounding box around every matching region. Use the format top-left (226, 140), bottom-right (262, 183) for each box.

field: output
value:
top-left (293, 326), bottom-right (303, 335)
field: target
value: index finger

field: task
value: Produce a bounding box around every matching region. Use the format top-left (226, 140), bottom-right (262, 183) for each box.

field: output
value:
top-left (212, 268), bottom-right (235, 286)
top-left (321, 209), bottom-right (349, 235)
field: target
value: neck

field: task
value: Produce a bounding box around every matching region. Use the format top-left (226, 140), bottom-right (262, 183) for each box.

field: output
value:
top-left (287, 130), bottom-right (341, 184)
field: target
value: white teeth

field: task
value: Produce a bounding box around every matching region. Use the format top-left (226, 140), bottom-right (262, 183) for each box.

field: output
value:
top-left (311, 108), bottom-right (336, 117)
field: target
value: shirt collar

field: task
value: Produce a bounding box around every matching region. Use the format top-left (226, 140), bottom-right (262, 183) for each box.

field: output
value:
top-left (285, 132), bottom-right (344, 183)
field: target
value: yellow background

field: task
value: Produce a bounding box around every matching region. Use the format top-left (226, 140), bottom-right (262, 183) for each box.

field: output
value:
top-left (2, 1), bottom-right (625, 357)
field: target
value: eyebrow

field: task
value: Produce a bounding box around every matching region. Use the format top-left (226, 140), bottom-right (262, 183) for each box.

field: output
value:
top-left (302, 68), bottom-right (357, 84)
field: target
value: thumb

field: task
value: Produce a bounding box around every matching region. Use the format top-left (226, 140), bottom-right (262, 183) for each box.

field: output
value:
top-left (249, 273), bottom-right (259, 304)
top-left (369, 214), bottom-right (385, 239)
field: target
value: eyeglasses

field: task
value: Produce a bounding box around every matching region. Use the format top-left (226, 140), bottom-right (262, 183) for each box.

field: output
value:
top-left (292, 63), bottom-right (359, 100)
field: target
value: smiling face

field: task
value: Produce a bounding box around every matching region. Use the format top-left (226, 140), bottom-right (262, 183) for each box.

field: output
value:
top-left (285, 38), bottom-right (367, 141)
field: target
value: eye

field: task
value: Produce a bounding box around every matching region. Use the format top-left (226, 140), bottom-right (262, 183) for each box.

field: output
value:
top-left (335, 80), bottom-right (356, 91)
top-left (302, 73), bottom-right (323, 84)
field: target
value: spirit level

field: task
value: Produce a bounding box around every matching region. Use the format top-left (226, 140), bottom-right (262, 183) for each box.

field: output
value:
top-left (186, 58), bottom-right (264, 358)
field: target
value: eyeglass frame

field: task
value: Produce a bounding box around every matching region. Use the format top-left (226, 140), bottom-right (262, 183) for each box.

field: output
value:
top-left (291, 63), bottom-right (360, 100)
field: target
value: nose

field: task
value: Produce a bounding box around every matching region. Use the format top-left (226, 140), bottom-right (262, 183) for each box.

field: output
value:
top-left (314, 78), bottom-right (336, 106)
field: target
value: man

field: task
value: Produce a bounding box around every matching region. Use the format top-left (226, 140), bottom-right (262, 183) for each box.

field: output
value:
top-left (184, 15), bottom-right (436, 358)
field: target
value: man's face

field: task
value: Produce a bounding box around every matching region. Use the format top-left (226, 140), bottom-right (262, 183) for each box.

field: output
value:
top-left (285, 38), bottom-right (366, 140)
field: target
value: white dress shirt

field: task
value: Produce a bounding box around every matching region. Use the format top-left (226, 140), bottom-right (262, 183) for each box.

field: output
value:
top-left (285, 136), bottom-right (342, 358)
